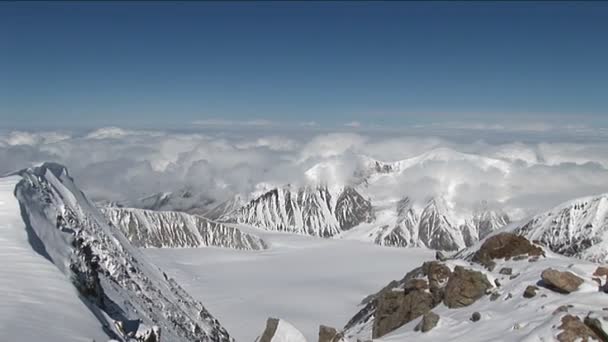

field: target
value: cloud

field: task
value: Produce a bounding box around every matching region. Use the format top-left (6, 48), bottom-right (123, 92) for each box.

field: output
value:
top-left (2, 126), bottom-right (608, 221)
top-left (344, 121), bottom-right (362, 128)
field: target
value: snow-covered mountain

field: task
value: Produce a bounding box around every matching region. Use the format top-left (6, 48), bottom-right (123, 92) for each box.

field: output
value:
top-left (229, 185), bottom-right (374, 238)
top-left (514, 193), bottom-right (608, 262)
top-left (103, 207), bottom-right (267, 250)
top-left (344, 197), bottom-right (510, 251)
top-left (5, 163), bottom-right (233, 341)
top-left (125, 187), bottom-right (219, 216)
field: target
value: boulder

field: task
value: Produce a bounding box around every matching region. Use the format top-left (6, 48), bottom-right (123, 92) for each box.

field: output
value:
top-left (470, 312), bottom-right (481, 322)
top-left (444, 266), bottom-right (492, 308)
top-left (523, 285), bottom-right (539, 298)
top-left (499, 267), bottom-right (513, 275)
top-left (373, 289), bottom-right (434, 338)
top-left (541, 269), bottom-right (584, 294)
top-left (318, 325), bottom-right (342, 342)
top-left (414, 311), bottom-right (440, 333)
top-left (472, 233), bottom-right (544, 269)
top-left (594, 266), bottom-right (608, 278)
top-left (584, 313), bottom-right (608, 342)
top-left (557, 314), bottom-right (600, 342)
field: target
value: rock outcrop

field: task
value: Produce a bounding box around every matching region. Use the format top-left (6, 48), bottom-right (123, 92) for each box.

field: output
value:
top-left (444, 266), bottom-right (492, 308)
top-left (414, 312), bottom-right (440, 332)
top-left (472, 233), bottom-right (544, 270)
top-left (557, 315), bottom-right (599, 342)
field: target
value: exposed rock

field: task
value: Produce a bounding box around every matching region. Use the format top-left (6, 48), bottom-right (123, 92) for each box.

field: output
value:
top-left (259, 318), bottom-right (280, 342)
top-left (584, 313), bottom-right (608, 341)
top-left (423, 261), bottom-right (451, 288)
top-left (258, 318), bottom-right (306, 342)
top-left (594, 267), bottom-right (608, 278)
top-left (414, 312), bottom-right (440, 333)
top-left (509, 273), bottom-right (520, 280)
top-left (404, 278), bottom-right (429, 291)
top-left (557, 314), bottom-right (599, 342)
top-left (523, 285), bottom-right (539, 298)
top-left (490, 292), bottom-right (501, 301)
top-left (444, 266), bottom-right (492, 308)
top-left (470, 312), bottom-right (481, 322)
top-left (472, 233), bottom-right (544, 269)
top-left (373, 289), bottom-right (434, 338)
top-left (499, 267), bottom-right (513, 276)
top-left (436, 251), bottom-right (447, 261)
top-left (541, 269), bottom-right (584, 293)
top-left (318, 325), bottom-right (342, 342)
top-left (494, 279), bottom-right (501, 287)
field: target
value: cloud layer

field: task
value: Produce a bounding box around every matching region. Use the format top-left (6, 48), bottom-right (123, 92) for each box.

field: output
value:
top-left (2, 126), bottom-right (608, 220)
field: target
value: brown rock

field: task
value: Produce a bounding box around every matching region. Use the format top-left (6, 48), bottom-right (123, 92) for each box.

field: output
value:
top-left (584, 313), bottom-right (608, 341)
top-left (414, 311), bottom-right (440, 333)
top-left (318, 325), bottom-right (342, 342)
top-left (523, 285), bottom-right (539, 298)
top-left (444, 266), bottom-right (493, 308)
top-left (423, 261), bottom-right (451, 288)
top-left (541, 269), bottom-right (584, 294)
top-left (373, 289), bottom-right (434, 338)
top-left (594, 266), bottom-right (608, 278)
top-left (557, 315), bottom-right (599, 342)
top-left (259, 318), bottom-right (280, 342)
top-left (404, 279), bottom-right (429, 292)
top-left (472, 233), bottom-right (544, 269)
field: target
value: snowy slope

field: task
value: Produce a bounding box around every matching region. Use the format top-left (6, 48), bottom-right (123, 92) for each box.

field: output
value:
top-left (0, 176), bottom-right (109, 342)
top-left (343, 237), bottom-right (608, 342)
top-left (145, 227), bottom-right (434, 341)
top-left (230, 185), bottom-right (373, 238)
top-left (514, 193), bottom-right (608, 262)
top-left (103, 207), bottom-right (267, 250)
top-left (10, 163), bottom-right (233, 342)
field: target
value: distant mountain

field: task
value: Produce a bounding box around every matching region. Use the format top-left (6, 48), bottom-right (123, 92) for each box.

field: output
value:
top-left (127, 187), bottom-right (218, 216)
top-left (229, 185), bottom-right (374, 238)
top-left (103, 207), bottom-right (267, 250)
top-left (8, 163), bottom-right (233, 341)
top-left (343, 197), bottom-right (510, 251)
top-left (514, 193), bottom-right (608, 262)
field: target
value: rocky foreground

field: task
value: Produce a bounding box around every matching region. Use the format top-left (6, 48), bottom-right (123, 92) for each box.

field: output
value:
top-left (259, 233), bottom-right (608, 342)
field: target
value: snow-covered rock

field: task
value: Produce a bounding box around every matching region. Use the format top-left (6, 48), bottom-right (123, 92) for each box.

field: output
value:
top-left (343, 234), bottom-right (608, 342)
top-left (514, 193), bottom-right (608, 262)
top-left (10, 163), bottom-right (233, 342)
top-left (103, 207), bottom-right (267, 250)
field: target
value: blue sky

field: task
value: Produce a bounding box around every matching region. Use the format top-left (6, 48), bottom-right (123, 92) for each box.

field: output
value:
top-left (1, 2), bottom-right (607, 129)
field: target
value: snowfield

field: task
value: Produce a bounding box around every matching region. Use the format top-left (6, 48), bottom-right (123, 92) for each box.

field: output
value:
top-left (0, 176), bottom-right (108, 341)
top-left (144, 225), bottom-right (435, 341)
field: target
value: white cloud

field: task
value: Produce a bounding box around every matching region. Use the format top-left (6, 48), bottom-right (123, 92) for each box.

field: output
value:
top-left (2, 126), bottom-right (608, 220)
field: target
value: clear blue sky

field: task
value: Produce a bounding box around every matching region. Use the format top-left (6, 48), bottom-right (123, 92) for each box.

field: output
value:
top-left (1, 2), bottom-right (607, 129)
